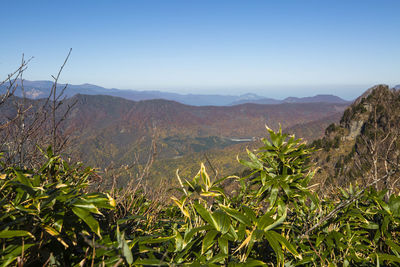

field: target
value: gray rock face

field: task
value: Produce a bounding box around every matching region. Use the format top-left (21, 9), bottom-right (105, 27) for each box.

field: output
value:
top-left (347, 120), bottom-right (364, 140)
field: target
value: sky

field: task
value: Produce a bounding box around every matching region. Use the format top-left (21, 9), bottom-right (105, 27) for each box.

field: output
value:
top-left (0, 0), bottom-right (399, 99)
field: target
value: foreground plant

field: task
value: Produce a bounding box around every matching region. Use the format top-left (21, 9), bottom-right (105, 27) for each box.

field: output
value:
top-left (1, 127), bottom-right (400, 266)
top-left (0, 148), bottom-right (115, 266)
top-left (162, 126), bottom-right (314, 265)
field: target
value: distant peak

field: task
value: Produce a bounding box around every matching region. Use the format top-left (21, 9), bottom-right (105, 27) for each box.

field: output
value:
top-left (314, 94), bottom-right (336, 97)
top-left (283, 94), bottom-right (348, 104)
top-left (238, 93), bottom-right (262, 100)
top-left (240, 93), bottom-right (259, 97)
top-left (77, 83), bottom-right (104, 89)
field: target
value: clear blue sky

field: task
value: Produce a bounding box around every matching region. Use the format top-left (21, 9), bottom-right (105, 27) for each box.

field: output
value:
top-left (1, 0), bottom-right (399, 99)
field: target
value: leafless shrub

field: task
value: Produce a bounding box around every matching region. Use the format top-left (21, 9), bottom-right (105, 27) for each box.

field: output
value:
top-left (0, 49), bottom-right (76, 168)
top-left (98, 128), bottom-right (170, 222)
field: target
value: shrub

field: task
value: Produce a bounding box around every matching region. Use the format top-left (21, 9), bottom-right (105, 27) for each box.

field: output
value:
top-left (0, 148), bottom-right (115, 265)
top-left (1, 128), bottom-right (400, 266)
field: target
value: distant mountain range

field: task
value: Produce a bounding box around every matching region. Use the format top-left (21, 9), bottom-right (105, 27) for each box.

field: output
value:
top-left (0, 80), bottom-right (351, 106)
top-left (230, 94), bottom-right (349, 105)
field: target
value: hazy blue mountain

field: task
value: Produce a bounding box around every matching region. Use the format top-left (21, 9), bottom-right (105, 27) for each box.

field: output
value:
top-left (283, 94), bottom-right (349, 104)
top-left (1, 80), bottom-right (349, 106)
top-left (230, 98), bottom-right (284, 105)
top-left (0, 80), bottom-right (267, 106)
top-left (230, 94), bottom-right (350, 105)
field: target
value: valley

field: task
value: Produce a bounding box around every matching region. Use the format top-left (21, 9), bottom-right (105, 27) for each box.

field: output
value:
top-left (0, 90), bottom-right (348, 186)
top-left (60, 94), bottom-right (348, 185)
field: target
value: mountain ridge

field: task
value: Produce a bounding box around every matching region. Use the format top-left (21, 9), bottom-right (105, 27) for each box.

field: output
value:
top-left (230, 94), bottom-right (350, 105)
top-left (1, 79), bottom-right (351, 106)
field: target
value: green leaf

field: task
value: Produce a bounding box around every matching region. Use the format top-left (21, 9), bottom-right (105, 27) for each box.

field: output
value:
top-left (121, 233), bottom-right (133, 265)
top-left (257, 211), bottom-right (275, 231)
top-left (238, 158), bottom-right (263, 171)
top-left (81, 193), bottom-right (115, 209)
top-left (240, 258), bottom-right (267, 266)
top-left (72, 201), bottom-right (102, 215)
top-left (14, 171), bottom-right (32, 187)
top-left (0, 230), bottom-right (34, 239)
top-left (193, 203), bottom-right (217, 228)
top-left (53, 213), bottom-right (64, 233)
top-left (218, 236), bottom-right (229, 255)
top-left (200, 163), bottom-right (211, 190)
top-left (174, 229), bottom-right (184, 252)
top-left (389, 195), bottom-right (400, 216)
top-left (246, 149), bottom-right (264, 170)
top-left (268, 185), bottom-right (279, 208)
top-left (134, 259), bottom-right (165, 266)
top-left (219, 205), bottom-right (252, 227)
top-left (0, 244), bottom-right (35, 267)
top-left (363, 222), bottom-right (379, 230)
top-left (242, 205), bottom-right (257, 223)
top-left (228, 224), bottom-right (239, 241)
top-left (377, 253), bottom-right (400, 264)
top-left (213, 210), bottom-right (231, 234)
top-left (264, 231), bottom-right (284, 264)
top-left (268, 230), bottom-right (300, 258)
top-left (236, 223), bottom-right (246, 241)
top-left (202, 230), bottom-right (218, 254)
top-left (72, 206), bottom-right (101, 237)
top-left (209, 253), bottom-right (228, 264)
top-left (171, 196), bottom-right (190, 218)
top-left (184, 225), bottom-right (213, 244)
top-left (263, 207), bottom-right (287, 231)
top-left (260, 171), bottom-right (267, 185)
top-left (385, 240), bottom-right (400, 256)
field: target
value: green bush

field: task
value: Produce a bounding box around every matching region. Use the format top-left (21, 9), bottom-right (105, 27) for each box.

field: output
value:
top-left (0, 148), bottom-right (115, 265)
top-left (1, 128), bottom-right (400, 266)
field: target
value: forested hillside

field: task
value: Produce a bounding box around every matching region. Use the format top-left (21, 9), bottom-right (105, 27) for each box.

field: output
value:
top-left (0, 93), bottom-right (347, 186)
top-left (67, 95), bottom-right (347, 184)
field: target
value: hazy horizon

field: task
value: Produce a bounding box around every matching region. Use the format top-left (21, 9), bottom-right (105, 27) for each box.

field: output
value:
top-left (19, 79), bottom-right (380, 101)
top-left (1, 1), bottom-right (399, 100)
